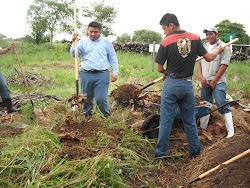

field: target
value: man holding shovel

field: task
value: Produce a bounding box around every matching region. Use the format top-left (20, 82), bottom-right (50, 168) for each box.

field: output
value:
top-left (154, 13), bottom-right (225, 158)
top-left (197, 27), bottom-right (234, 138)
top-left (0, 41), bottom-right (18, 113)
top-left (70, 21), bottom-right (119, 117)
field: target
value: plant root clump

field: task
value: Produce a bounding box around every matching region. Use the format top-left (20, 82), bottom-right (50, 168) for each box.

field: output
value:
top-left (110, 84), bottom-right (140, 107)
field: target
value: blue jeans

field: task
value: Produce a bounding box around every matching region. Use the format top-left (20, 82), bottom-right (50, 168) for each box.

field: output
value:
top-left (200, 82), bottom-right (231, 115)
top-left (155, 78), bottom-right (200, 157)
top-left (0, 70), bottom-right (11, 100)
top-left (79, 69), bottom-right (110, 117)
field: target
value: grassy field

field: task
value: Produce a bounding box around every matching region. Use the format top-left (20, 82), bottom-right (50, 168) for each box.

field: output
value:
top-left (1, 41), bottom-right (249, 101)
top-left (0, 41), bottom-right (249, 187)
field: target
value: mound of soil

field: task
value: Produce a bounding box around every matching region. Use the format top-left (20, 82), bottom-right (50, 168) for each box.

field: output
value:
top-left (183, 130), bottom-right (250, 188)
top-left (110, 83), bottom-right (140, 106)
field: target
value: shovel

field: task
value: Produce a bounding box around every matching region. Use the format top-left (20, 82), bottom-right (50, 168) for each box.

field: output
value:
top-left (140, 38), bottom-right (239, 91)
top-left (74, 4), bottom-right (79, 96)
top-left (12, 39), bottom-right (33, 106)
top-left (140, 76), bottom-right (163, 91)
top-left (140, 99), bottom-right (239, 135)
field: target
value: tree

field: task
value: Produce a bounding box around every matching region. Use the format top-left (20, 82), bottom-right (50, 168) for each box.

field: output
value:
top-left (0, 34), bottom-right (7, 40)
top-left (27, 0), bottom-right (76, 45)
top-left (82, 0), bottom-right (117, 37)
top-left (132, 30), bottom-right (162, 43)
top-left (215, 20), bottom-right (249, 44)
top-left (116, 33), bottom-right (131, 43)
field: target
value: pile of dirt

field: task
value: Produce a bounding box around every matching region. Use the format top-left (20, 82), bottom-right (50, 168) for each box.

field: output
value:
top-left (183, 130), bottom-right (250, 188)
top-left (110, 83), bottom-right (140, 106)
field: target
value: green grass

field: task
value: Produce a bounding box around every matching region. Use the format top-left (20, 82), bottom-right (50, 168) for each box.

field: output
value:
top-left (2, 40), bottom-right (248, 101)
top-left (0, 40), bottom-right (249, 187)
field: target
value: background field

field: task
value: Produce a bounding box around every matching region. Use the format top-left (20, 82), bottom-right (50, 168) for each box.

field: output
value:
top-left (1, 41), bottom-right (249, 102)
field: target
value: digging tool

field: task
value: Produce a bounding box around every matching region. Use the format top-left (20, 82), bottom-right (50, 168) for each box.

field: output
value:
top-left (187, 148), bottom-right (250, 186)
top-left (140, 77), bottom-right (164, 91)
top-left (12, 39), bottom-right (33, 106)
top-left (140, 99), bottom-right (239, 135)
top-left (195, 38), bottom-right (239, 62)
top-left (74, 4), bottom-right (79, 96)
top-left (140, 38), bottom-right (239, 91)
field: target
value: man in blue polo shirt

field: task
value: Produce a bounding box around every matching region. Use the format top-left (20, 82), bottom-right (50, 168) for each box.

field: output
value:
top-left (70, 21), bottom-right (119, 117)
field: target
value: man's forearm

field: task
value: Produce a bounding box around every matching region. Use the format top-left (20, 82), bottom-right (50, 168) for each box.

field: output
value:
top-left (212, 64), bottom-right (228, 83)
top-left (0, 47), bottom-right (11, 55)
top-left (197, 63), bottom-right (203, 79)
top-left (203, 46), bottom-right (224, 62)
top-left (157, 64), bottom-right (165, 73)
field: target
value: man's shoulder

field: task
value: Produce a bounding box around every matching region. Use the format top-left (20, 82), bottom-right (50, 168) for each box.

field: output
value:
top-left (184, 31), bottom-right (200, 39)
top-left (161, 31), bottom-right (201, 47)
top-left (217, 39), bottom-right (226, 45)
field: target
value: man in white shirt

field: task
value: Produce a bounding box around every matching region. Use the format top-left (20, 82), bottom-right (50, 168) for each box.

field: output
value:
top-left (197, 27), bottom-right (234, 138)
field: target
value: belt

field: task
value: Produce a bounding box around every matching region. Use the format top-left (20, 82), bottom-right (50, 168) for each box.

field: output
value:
top-left (82, 69), bottom-right (107, 73)
top-left (165, 75), bottom-right (192, 81)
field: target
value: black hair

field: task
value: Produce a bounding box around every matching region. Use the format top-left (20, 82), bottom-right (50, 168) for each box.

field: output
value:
top-left (159, 13), bottom-right (180, 27)
top-left (88, 21), bottom-right (102, 30)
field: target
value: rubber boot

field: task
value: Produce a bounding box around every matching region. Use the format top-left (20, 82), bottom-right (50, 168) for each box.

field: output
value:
top-left (223, 112), bottom-right (234, 138)
top-left (200, 114), bottom-right (210, 130)
top-left (3, 99), bottom-right (18, 113)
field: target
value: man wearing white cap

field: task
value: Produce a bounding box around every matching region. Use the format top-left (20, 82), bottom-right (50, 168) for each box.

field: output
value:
top-left (197, 27), bottom-right (234, 138)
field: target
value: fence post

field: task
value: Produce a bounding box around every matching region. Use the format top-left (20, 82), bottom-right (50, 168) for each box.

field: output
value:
top-left (152, 41), bottom-right (156, 72)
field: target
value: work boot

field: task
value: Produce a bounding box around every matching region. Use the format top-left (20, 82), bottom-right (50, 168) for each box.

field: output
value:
top-left (200, 114), bottom-right (210, 130)
top-left (223, 112), bottom-right (234, 138)
top-left (3, 99), bottom-right (19, 113)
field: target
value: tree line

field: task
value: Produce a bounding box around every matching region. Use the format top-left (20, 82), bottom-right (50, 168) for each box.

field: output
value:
top-left (1, 0), bottom-right (249, 46)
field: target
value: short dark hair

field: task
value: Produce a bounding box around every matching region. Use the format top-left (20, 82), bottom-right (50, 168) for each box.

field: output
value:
top-left (88, 21), bottom-right (102, 30)
top-left (160, 13), bottom-right (180, 27)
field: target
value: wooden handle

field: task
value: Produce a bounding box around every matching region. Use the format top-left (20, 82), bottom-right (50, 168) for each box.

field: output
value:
top-left (196, 38), bottom-right (239, 62)
top-left (12, 39), bottom-right (33, 106)
top-left (153, 76), bottom-right (163, 83)
top-left (74, 4), bottom-right (79, 81)
top-left (199, 148), bottom-right (250, 179)
top-left (143, 38), bottom-right (239, 88)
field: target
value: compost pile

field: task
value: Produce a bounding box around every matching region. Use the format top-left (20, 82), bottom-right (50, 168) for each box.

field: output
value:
top-left (182, 130), bottom-right (250, 188)
top-left (110, 83), bottom-right (161, 116)
top-left (110, 83), bottom-right (140, 107)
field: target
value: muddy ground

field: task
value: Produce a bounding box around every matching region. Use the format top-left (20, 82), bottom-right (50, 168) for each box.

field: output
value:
top-left (0, 85), bottom-right (249, 187)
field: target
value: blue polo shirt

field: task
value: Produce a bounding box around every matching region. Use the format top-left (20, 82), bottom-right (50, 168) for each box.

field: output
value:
top-left (70, 36), bottom-right (119, 75)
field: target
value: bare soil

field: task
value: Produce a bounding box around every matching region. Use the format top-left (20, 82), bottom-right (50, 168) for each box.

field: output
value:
top-left (0, 90), bottom-right (249, 187)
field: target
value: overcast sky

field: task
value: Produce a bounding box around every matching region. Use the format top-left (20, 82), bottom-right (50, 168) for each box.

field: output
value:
top-left (1, 0), bottom-right (249, 42)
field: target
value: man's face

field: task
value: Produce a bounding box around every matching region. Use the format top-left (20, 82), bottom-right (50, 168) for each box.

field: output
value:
top-left (161, 24), bottom-right (173, 36)
top-left (87, 27), bottom-right (101, 41)
top-left (206, 31), bottom-right (218, 45)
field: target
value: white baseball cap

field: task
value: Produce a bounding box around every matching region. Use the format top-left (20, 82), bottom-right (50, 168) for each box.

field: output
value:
top-left (203, 27), bottom-right (218, 33)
